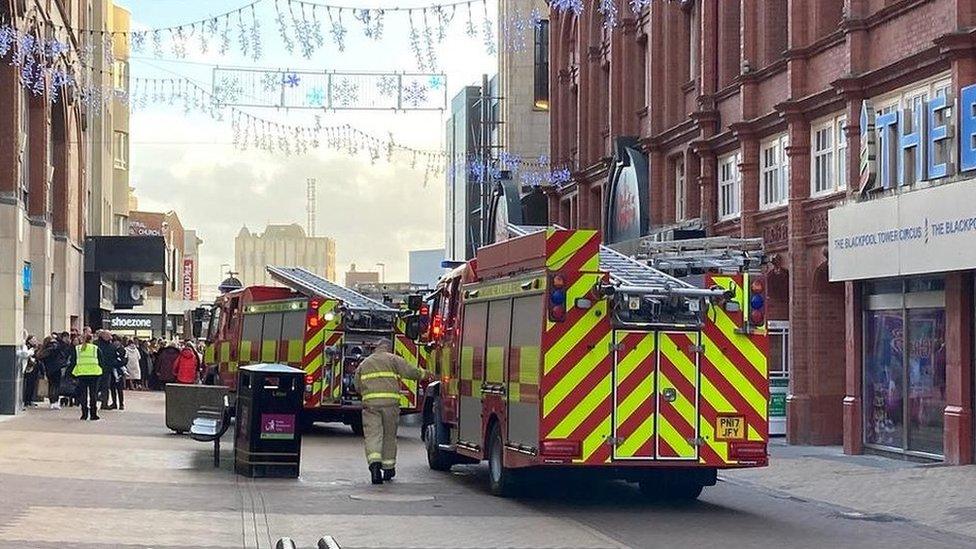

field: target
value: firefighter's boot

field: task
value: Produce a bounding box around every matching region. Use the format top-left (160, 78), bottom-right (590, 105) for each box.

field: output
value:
top-left (369, 462), bottom-right (383, 485)
top-left (383, 468), bottom-right (396, 481)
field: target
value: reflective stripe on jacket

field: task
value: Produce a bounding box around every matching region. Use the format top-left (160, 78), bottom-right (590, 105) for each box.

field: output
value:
top-left (353, 351), bottom-right (424, 407)
top-left (73, 344), bottom-right (102, 377)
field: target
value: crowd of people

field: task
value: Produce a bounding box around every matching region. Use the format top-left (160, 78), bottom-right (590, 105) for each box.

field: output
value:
top-left (18, 328), bottom-right (206, 420)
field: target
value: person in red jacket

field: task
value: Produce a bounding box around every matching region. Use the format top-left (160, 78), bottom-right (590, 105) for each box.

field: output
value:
top-left (173, 343), bottom-right (201, 384)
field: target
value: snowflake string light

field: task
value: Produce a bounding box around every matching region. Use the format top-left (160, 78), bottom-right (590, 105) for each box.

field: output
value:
top-left (261, 71), bottom-right (280, 92)
top-left (306, 86), bottom-right (325, 107)
top-left (428, 75), bottom-right (444, 90)
top-left (552, 0), bottom-right (584, 15)
top-left (237, 13), bottom-right (250, 58)
top-left (171, 27), bottom-right (187, 58)
top-left (331, 78), bottom-right (358, 107)
top-left (599, 0), bottom-right (619, 29)
top-left (408, 16), bottom-right (426, 71)
top-left (464, 4), bottom-right (477, 37)
top-left (629, 0), bottom-right (652, 14)
top-left (375, 75), bottom-right (397, 98)
top-left (0, 24), bottom-right (15, 58)
top-left (354, 9), bottom-right (385, 40)
top-left (482, 16), bottom-right (496, 55)
top-left (282, 72), bottom-right (301, 87)
top-left (275, 6), bottom-right (295, 54)
top-left (423, 15), bottom-right (438, 70)
top-left (215, 75), bottom-right (244, 103)
top-left (402, 80), bottom-right (429, 107)
top-left (250, 13), bottom-right (263, 61)
top-left (329, 9), bottom-right (347, 52)
top-left (219, 17), bottom-right (231, 55)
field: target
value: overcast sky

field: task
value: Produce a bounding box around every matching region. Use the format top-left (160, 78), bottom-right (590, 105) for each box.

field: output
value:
top-left (116, 0), bottom-right (497, 298)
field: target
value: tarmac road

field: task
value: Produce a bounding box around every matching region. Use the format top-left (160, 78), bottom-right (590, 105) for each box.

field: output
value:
top-left (0, 392), bottom-right (971, 549)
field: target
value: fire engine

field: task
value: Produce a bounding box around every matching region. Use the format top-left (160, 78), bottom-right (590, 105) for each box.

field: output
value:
top-left (203, 267), bottom-right (424, 432)
top-left (411, 227), bottom-right (769, 499)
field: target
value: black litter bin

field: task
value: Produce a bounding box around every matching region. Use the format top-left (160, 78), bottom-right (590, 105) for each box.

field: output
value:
top-left (234, 363), bottom-right (305, 478)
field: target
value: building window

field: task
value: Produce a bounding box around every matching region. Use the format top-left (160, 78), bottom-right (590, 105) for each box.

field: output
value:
top-left (113, 60), bottom-right (128, 91)
top-left (871, 75), bottom-right (952, 189)
top-left (761, 135), bottom-right (789, 209)
top-left (718, 152), bottom-right (741, 220)
top-left (687, 0), bottom-right (699, 81)
top-left (811, 115), bottom-right (846, 196)
top-left (114, 131), bottom-right (128, 169)
top-left (675, 157), bottom-right (687, 221)
top-left (533, 19), bottom-right (549, 110)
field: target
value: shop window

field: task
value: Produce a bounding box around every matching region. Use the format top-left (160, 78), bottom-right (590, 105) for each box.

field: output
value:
top-left (718, 152), bottom-right (741, 220)
top-left (533, 19), bottom-right (549, 111)
top-left (810, 115), bottom-right (846, 196)
top-left (760, 135), bottom-right (789, 209)
top-left (863, 277), bottom-right (946, 457)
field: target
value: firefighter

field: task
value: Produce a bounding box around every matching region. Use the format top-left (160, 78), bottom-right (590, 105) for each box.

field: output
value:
top-left (353, 339), bottom-right (426, 484)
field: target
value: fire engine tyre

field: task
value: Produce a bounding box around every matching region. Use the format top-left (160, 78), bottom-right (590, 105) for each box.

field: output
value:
top-left (425, 421), bottom-right (453, 471)
top-left (487, 423), bottom-right (517, 497)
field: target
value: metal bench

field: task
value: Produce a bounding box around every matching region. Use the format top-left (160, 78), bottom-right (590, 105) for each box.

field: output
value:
top-left (190, 395), bottom-right (232, 467)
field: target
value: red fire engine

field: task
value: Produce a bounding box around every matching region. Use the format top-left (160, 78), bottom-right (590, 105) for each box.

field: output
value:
top-left (411, 228), bottom-right (769, 498)
top-left (203, 267), bottom-right (423, 432)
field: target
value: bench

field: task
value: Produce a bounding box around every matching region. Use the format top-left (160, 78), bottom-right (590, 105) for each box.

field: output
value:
top-left (190, 395), bottom-right (232, 467)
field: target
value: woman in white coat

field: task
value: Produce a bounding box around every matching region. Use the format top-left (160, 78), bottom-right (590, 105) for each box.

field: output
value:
top-left (124, 338), bottom-right (142, 390)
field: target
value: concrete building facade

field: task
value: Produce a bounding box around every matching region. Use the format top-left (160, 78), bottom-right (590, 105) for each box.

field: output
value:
top-left (235, 224), bottom-right (336, 287)
top-left (547, 0), bottom-right (976, 463)
top-left (408, 248), bottom-right (446, 287)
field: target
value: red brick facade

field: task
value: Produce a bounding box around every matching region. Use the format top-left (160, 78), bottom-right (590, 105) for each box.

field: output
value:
top-left (547, 0), bottom-right (976, 459)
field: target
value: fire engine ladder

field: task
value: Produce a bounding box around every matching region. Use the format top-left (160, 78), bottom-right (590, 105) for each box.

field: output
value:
top-left (265, 266), bottom-right (399, 313)
top-left (639, 236), bottom-right (765, 276)
top-left (507, 225), bottom-right (726, 300)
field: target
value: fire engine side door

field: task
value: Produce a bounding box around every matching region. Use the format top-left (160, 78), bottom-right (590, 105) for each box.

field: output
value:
top-left (612, 331), bottom-right (657, 459)
top-left (456, 301), bottom-right (488, 449)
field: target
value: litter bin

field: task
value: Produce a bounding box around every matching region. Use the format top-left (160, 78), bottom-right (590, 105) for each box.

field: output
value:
top-left (234, 364), bottom-right (305, 478)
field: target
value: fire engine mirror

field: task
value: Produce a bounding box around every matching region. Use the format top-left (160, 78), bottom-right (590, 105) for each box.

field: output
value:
top-left (404, 317), bottom-right (422, 340)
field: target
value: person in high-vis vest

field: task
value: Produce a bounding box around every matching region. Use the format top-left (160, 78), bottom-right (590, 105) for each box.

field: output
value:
top-left (69, 335), bottom-right (103, 421)
top-left (353, 339), bottom-right (426, 484)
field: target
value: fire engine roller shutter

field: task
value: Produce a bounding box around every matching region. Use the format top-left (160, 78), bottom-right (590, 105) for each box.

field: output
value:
top-left (302, 299), bottom-right (341, 408)
top-left (394, 317), bottom-right (422, 409)
top-left (655, 331), bottom-right (700, 461)
top-left (507, 295), bottom-right (543, 450)
top-left (458, 301), bottom-right (487, 447)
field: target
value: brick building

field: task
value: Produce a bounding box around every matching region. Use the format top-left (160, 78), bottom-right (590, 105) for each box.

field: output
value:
top-left (547, 0), bottom-right (976, 463)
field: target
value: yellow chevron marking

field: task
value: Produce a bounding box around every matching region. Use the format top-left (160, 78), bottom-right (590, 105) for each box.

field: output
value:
top-left (239, 340), bottom-right (252, 362)
top-left (657, 412), bottom-right (695, 457)
top-left (305, 328), bottom-right (325, 356)
top-left (460, 346), bottom-right (474, 381)
top-left (616, 414), bottom-right (655, 457)
top-left (613, 333), bottom-right (655, 449)
top-left (581, 251), bottom-right (600, 273)
top-left (544, 332), bottom-right (612, 417)
top-left (548, 372), bottom-right (611, 438)
top-left (701, 332), bottom-right (767, 417)
top-left (698, 413), bottom-right (731, 464)
top-left (700, 375), bottom-right (735, 414)
top-left (305, 353), bottom-right (323, 375)
top-left (546, 230), bottom-right (597, 271)
top-left (261, 340), bottom-right (278, 362)
top-left (713, 305), bottom-right (767, 377)
top-left (544, 303), bottom-right (607, 375)
top-left (219, 342), bottom-right (230, 362)
top-left (579, 416), bottom-right (611, 463)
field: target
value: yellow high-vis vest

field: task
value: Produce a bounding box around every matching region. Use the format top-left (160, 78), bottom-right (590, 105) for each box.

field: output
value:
top-left (73, 344), bottom-right (102, 377)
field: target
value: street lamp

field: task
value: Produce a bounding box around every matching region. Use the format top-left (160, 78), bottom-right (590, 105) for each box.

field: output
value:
top-left (375, 262), bottom-right (386, 283)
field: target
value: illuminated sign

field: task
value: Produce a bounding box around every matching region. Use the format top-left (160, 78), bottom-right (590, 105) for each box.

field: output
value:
top-left (860, 83), bottom-right (976, 193)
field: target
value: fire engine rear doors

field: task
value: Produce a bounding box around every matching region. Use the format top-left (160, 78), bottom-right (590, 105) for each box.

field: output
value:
top-left (612, 330), bottom-right (700, 460)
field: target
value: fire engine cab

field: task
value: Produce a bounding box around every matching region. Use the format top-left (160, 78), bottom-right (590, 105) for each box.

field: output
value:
top-left (412, 227), bottom-right (769, 498)
top-left (203, 267), bottom-right (424, 432)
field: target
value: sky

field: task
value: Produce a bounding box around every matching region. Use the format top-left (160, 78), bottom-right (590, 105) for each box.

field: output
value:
top-left (115, 0), bottom-right (498, 298)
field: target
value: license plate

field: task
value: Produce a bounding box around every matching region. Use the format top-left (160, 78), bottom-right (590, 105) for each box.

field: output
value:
top-left (716, 416), bottom-right (746, 440)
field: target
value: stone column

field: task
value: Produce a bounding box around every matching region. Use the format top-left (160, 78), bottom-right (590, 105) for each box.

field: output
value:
top-left (735, 128), bottom-right (760, 237)
top-left (783, 110), bottom-right (812, 444)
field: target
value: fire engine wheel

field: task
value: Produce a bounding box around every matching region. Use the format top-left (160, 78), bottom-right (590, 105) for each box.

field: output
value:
top-left (487, 423), bottom-right (516, 497)
top-left (425, 422), bottom-right (453, 472)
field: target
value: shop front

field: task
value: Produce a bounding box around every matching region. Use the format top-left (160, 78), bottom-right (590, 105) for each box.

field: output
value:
top-left (829, 177), bottom-right (976, 463)
top-left (103, 313), bottom-right (183, 339)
